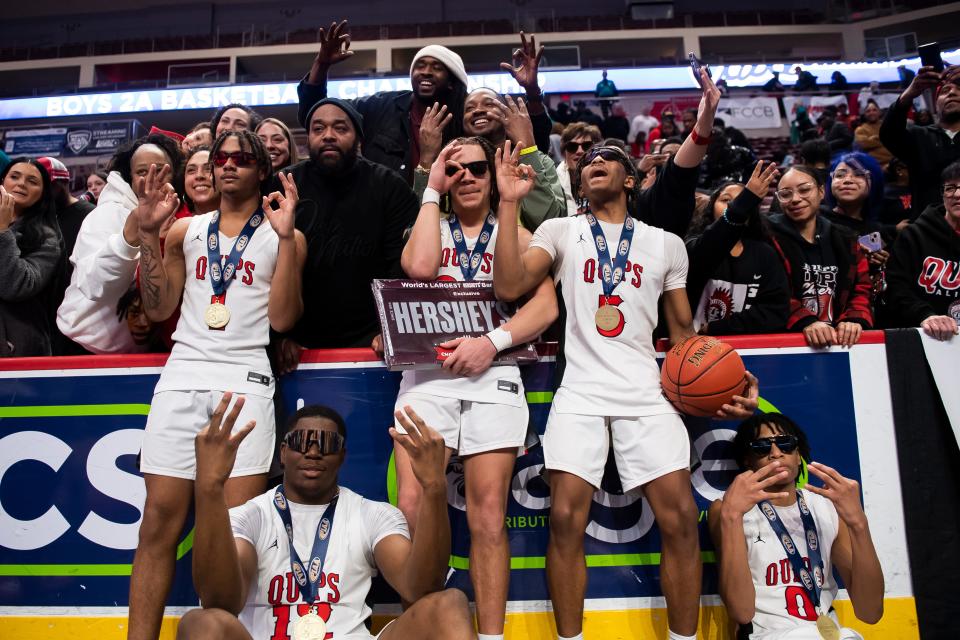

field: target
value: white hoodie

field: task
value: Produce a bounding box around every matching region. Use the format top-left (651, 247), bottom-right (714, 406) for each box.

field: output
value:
top-left (56, 171), bottom-right (145, 354)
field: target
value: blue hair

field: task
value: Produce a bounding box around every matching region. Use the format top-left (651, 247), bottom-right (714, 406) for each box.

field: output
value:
top-left (826, 151), bottom-right (884, 221)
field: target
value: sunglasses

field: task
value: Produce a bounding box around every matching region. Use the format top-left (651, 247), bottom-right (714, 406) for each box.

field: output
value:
top-left (283, 429), bottom-right (345, 455)
top-left (748, 434), bottom-right (799, 456)
top-left (564, 141), bottom-right (595, 154)
top-left (212, 150), bottom-right (258, 167)
top-left (582, 146), bottom-right (625, 164)
top-left (445, 160), bottom-right (489, 178)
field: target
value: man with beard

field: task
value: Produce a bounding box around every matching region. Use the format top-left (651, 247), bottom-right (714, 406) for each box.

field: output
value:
top-left (297, 20), bottom-right (467, 184)
top-left (881, 65), bottom-right (960, 215)
top-left (273, 98), bottom-right (418, 371)
top-left (413, 90), bottom-right (565, 230)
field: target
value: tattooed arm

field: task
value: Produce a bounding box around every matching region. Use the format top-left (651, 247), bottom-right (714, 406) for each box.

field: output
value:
top-left (138, 218), bottom-right (188, 322)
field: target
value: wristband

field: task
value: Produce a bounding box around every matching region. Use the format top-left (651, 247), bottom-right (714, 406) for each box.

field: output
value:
top-left (519, 145), bottom-right (538, 156)
top-left (485, 327), bottom-right (513, 352)
top-left (422, 187), bottom-right (441, 207)
top-left (721, 206), bottom-right (746, 227)
top-left (690, 129), bottom-right (712, 145)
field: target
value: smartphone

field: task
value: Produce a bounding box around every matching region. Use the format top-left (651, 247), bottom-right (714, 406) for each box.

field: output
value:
top-left (858, 231), bottom-right (883, 253)
top-left (689, 52), bottom-right (704, 88)
top-left (918, 42), bottom-right (944, 72)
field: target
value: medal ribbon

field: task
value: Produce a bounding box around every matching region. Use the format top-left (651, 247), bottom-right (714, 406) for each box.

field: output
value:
top-left (585, 213), bottom-right (634, 299)
top-left (446, 212), bottom-right (496, 281)
top-left (207, 208), bottom-right (265, 299)
top-left (759, 491), bottom-right (827, 612)
top-left (273, 485), bottom-right (339, 604)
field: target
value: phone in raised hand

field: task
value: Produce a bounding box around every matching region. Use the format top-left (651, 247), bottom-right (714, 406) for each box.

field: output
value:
top-left (689, 52), bottom-right (704, 88)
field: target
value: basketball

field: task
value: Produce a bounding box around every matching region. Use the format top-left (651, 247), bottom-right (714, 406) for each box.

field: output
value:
top-left (660, 336), bottom-right (747, 417)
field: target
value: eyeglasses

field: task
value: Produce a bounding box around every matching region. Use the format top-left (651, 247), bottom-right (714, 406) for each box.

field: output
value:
top-left (212, 150), bottom-right (257, 167)
top-left (831, 168), bottom-right (868, 182)
top-left (283, 429), bottom-right (345, 455)
top-left (775, 182), bottom-right (818, 202)
top-left (748, 434), bottom-right (799, 456)
top-left (564, 140), bottom-right (595, 154)
top-left (943, 183), bottom-right (960, 197)
top-left (445, 160), bottom-right (489, 178)
top-left (582, 146), bottom-right (625, 164)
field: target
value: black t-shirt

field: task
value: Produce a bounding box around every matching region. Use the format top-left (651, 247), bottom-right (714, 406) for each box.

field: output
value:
top-left (279, 157), bottom-right (418, 349)
top-left (797, 229), bottom-right (839, 323)
top-left (59, 199), bottom-right (95, 259)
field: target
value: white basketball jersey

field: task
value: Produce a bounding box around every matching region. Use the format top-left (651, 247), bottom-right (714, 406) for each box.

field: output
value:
top-left (230, 486), bottom-right (408, 640)
top-left (529, 215), bottom-right (687, 416)
top-left (154, 211), bottom-right (278, 398)
top-left (398, 218), bottom-right (525, 407)
top-left (742, 490), bottom-right (853, 639)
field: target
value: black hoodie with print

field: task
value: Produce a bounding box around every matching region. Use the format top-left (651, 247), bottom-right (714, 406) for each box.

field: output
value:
top-left (881, 203), bottom-right (960, 327)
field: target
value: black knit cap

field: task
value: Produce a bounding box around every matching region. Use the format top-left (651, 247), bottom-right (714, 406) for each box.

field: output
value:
top-left (305, 98), bottom-right (364, 139)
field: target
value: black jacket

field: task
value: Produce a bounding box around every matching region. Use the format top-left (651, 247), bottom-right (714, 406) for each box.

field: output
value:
top-left (881, 204), bottom-right (960, 328)
top-left (880, 98), bottom-right (960, 215)
top-left (297, 80), bottom-right (553, 183)
top-left (275, 157), bottom-right (419, 349)
top-left (685, 190), bottom-right (790, 334)
top-left (635, 160), bottom-right (700, 238)
top-left (767, 211), bottom-right (874, 330)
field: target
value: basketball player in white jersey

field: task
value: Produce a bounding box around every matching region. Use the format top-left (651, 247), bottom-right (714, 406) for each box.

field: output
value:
top-left (176, 393), bottom-right (476, 640)
top-left (128, 130), bottom-right (307, 640)
top-left (397, 136), bottom-right (557, 639)
top-left (492, 130), bottom-right (758, 637)
top-left (708, 413), bottom-right (884, 639)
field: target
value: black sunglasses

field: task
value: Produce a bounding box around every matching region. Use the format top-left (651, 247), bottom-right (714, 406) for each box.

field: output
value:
top-left (582, 146), bottom-right (625, 164)
top-left (564, 140), bottom-right (595, 154)
top-left (212, 150), bottom-right (257, 167)
top-left (283, 429), bottom-right (345, 455)
top-left (748, 434), bottom-right (799, 456)
top-left (445, 160), bottom-right (489, 178)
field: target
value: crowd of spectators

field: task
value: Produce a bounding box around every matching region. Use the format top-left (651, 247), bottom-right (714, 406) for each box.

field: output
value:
top-left (1, 37), bottom-right (958, 360)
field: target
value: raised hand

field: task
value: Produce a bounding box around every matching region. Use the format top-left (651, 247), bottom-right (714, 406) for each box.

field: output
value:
top-left (418, 102), bottom-right (453, 170)
top-left (426, 140), bottom-right (464, 194)
top-left (745, 160), bottom-right (780, 198)
top-left (806, 462), bottom-right (868, 529)
top-left (0, 185), bottom-right (15, 231)
top-left (717, 370), bottom-right (759, 420)
top-left (438, 336), bottom-right (497, 376)
top-left (135, 163), bottom-right (180, 235)
top-left (262, 171), bottom-right (298, 240)
top-left (693, 67), bottom-right (722, 138)
top-left (496, 95), bottom-right (536, 149)
top-left (495, 140), bottom-right (537, 204)
top-left (499, 31), bottom-right (544, 94)
top-left (720, 460), bottom-right (791, 519)
top-left (390, 406), bottom-right (447, 492)
top-left (901, 65), bottom-right (942, 102)
top-left (314, 20), bottom-right (354, 70)
top-left (195, 392), bottom-right (256, 490)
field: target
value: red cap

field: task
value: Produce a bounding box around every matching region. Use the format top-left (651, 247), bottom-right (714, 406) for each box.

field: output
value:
top-left (36, 156), bottom-right (70, 181)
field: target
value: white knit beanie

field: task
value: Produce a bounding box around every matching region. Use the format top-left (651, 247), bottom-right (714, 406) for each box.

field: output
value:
top-left (410, 45), bottom-right (469, 87)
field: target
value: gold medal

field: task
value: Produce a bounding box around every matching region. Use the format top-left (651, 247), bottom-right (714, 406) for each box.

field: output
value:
top-left (816, 611), bottom-right (841, 640)
top-left (204, 302), bottom-right (230, 329)
top-left (292, 611), bottom-right (327, 640)
top-left (595, 304), bottom-right (620, 332)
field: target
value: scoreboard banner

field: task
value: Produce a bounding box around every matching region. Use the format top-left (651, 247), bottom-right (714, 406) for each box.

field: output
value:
top-left (0, 333), bottom-right (923, 638)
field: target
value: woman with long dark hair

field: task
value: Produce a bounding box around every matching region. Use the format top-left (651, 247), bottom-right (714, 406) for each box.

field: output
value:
top-left (398, 136), bottom-right (558, 640)
top-left (685, 161), bottom-right (790, 335)
top-left (0, 158), bottom-right (62, 356)
top-left (767, 165), bottom-right (874, 347)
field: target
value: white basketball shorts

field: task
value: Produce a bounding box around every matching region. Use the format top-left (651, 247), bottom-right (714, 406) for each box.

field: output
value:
top-left (542, 406), bottom-right (690, 492)
top-left (394, 391), bottom-right (528, 456)
top-left (140, 389), bottom-right (275, 479)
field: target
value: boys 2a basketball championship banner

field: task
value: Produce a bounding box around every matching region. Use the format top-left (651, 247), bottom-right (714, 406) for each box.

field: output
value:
top-left (372, 279), bottom-right (537, 370)
top-left (0, 333), bottom-right (929, 639)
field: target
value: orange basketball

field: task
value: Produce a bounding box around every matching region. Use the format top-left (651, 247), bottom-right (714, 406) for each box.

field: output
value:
top-left (660, 336), bottom-right (747, 417)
